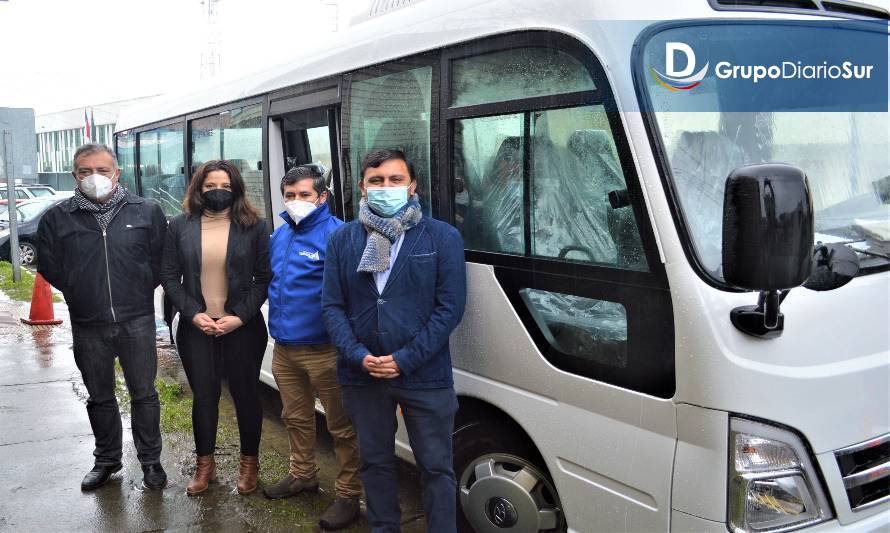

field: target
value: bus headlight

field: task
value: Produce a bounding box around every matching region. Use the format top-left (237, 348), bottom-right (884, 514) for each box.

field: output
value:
top-left (729, 418), bottom-right (832, 532)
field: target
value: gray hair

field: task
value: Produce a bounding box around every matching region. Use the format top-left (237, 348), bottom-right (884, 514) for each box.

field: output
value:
top-left (72, 143), bottom-right (118, 171)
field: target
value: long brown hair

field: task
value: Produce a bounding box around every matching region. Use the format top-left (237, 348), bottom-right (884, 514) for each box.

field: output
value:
top-left (183, 160), bottom-right (261, 227)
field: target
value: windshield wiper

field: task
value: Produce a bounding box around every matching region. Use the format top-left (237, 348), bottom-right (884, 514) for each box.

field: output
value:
top-left (825, 238), bottom-right (890, 261)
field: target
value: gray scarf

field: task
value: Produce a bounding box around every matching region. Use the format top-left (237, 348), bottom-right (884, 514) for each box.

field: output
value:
top-left (357, 195), bottom-right (422, 273)
top-left (73, 186), bottom-right (128, 231)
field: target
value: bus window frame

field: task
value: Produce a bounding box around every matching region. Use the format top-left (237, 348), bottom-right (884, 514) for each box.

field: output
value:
top-left (185, 97), bottom-right (269, 222)
top-left (265, 76), bottom-right (345, 220)
top-left (440, 31), bottom-right (675, 397)
top-left (340, 53), bottom-right (441, 221)
top-left (441, 31), bottom-right (667, 286)
top-left (136, 121), bottom-right (186, 217)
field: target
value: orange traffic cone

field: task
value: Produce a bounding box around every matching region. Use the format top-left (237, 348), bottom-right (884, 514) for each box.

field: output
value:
top-left (21, 273), bottom-right (63, 326)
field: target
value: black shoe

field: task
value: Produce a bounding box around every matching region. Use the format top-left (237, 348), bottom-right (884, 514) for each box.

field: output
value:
top-left (319, 497), bottom-right (361, 530)
top-left (142, 463), bottom-right (167, 490)
top-left (81, 463), bottom-right (123, 491)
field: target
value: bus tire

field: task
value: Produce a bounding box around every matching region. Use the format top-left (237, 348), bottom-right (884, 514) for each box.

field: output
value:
top-left (453, 419), bottom-right (565, 533)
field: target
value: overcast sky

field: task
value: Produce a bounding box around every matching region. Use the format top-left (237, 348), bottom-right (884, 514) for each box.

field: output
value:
top-left (0, 0), bottom-right (362, 115)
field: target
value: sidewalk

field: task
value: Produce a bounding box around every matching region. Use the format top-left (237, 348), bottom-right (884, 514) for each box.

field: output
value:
top-left (0, 293), bottom-right (426, 532)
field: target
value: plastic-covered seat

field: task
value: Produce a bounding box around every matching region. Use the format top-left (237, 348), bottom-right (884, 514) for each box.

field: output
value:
top-left (477, 136), bottom-right (524, 254)
top-left (567, 129), bottom-right (646, 270)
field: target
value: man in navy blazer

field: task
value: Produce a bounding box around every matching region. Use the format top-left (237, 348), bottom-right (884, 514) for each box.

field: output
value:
top-left (322, 149), bottom-right (467, 532)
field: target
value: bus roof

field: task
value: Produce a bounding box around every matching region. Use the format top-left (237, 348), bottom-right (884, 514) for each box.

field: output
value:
top-left (114, 0), bottom-right (860, 132)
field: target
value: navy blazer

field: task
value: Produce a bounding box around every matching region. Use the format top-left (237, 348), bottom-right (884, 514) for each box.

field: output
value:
top-left (322, 217), bottom-right (467, 389)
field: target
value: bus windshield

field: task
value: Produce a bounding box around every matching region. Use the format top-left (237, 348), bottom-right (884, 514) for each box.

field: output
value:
top-left (639, 22), bottom-right (890, 281)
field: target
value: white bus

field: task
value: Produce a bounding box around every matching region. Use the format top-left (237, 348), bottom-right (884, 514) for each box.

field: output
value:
top-left (119, 1), bottom-right (889, 531)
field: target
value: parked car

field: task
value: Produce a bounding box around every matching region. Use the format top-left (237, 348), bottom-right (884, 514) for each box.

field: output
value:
top-left (0, 188), bottom-right (29, 205)
top-left (20, 184), bottom-right (58, 198)
top-left (0, 184), bottom-right (60, 206)
top-left (0, 197), bottom-right (67, 266)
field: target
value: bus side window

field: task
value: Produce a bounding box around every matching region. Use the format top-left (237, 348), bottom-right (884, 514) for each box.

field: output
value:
top-left (346, 65), bottom-right (433, 217)
top-left (449, 46), bottom-right (647, 271)
top-left (521, 289), bottom-right (628, 369)
top-left (190, 104), bottom-right (264, 217)
top-left (138, 123), bottom-right (185, 217)
top-left (453, 105), bottom-right (648, 271)
top-left (530, 106), bottom-right (647, 270)
top-left (453, 114), bottom-right (525, 254)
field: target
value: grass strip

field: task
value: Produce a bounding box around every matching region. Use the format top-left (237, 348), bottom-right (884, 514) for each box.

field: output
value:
top-left (0, 261), bottom-right (61, 302)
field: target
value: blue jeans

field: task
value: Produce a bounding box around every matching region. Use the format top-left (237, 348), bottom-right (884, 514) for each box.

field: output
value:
top-left (71, 314), bottom-right (162, 466)
top-left (342, 384), bottom-right (458, 533)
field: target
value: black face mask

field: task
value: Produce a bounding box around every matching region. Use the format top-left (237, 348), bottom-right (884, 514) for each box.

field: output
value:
top-left (203, 188), bottom-right (234, 212)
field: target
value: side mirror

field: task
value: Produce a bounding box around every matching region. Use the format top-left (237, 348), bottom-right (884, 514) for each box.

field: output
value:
top-left (722, 163), bottom-right (814, 339)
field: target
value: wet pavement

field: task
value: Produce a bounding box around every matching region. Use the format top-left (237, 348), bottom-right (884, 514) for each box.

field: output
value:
top-left (0, 292), bottom-right (426, 532)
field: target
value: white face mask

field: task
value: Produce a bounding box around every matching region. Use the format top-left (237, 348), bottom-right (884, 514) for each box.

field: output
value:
top-left (80, 173), bottom-right (115, 202)
top-left (285, 199), bottom-right (318, 225)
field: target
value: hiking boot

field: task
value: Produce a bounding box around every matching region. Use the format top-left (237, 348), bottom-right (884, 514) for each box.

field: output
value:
top-left (186, 454), bottom-right (216, 496)
top-left (81, 462), bottom-right (123, 491)
top-left (141, 463), bottom-right (167, 490)
top-left (319, 497), bottom-right (361, 530)
top-left (236, 454), bottom-right (259, 495)
top-left (262, 473), bottom-right (319, 499)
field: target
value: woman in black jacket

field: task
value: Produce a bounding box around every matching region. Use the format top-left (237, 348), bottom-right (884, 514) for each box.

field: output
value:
top-left (161, 160), bottom-right (270, 496)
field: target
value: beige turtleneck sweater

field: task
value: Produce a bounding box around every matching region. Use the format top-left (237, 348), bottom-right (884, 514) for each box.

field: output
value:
top-left (201, 208), bottom-right (231, 319)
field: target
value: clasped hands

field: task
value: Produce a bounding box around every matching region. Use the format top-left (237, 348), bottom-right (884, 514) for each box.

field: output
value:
top-left (363, 354), bottom-right (401, 379)
top-left (192, 313), bottom-right (243, 337)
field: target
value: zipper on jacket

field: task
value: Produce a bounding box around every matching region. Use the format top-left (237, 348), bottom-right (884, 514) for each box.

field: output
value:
top-left (98, 201), bottom-right (127, 323)
top-left (102, 229), bottom-right (116, 322)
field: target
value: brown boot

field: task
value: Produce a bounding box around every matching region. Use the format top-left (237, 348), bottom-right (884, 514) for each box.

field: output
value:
top-left (186, 454), bottom-right (216, 496)
top-left (237, 454), bottom-right (259, 494)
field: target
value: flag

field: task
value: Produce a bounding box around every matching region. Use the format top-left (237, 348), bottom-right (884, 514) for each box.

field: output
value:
top-left (90, 108), bottom-right (96, 142)
top-left (84, 109), bottom-right (91, 141)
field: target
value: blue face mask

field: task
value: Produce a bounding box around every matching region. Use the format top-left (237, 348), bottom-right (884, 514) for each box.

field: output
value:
top-left (366, 186), bottom-right (409, 217)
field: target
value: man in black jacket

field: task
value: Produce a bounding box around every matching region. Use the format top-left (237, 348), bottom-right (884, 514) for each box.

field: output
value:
top-left (36, 143), bottom-right (168, 491)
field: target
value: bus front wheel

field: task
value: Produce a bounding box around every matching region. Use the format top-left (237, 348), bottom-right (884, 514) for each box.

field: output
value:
top-left (453, 420), bottom-right (565, 533)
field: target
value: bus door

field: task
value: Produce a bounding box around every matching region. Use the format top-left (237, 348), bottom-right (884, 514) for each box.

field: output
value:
top-left (267, 90), bottom-right (342, 227)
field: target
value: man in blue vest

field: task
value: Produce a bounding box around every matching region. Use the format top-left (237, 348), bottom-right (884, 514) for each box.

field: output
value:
top-left (265, 164), bottom-right (362, 530)
top-left (322, 149), bottom-right (467, 532)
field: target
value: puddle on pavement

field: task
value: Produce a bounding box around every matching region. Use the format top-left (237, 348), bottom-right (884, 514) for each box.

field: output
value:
top-left (2, 300), bottom-right (427, 532)
top-left (141, 322), bottom-right (425, 531)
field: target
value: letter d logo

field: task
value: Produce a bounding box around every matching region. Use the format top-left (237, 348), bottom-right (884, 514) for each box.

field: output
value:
top-left (666, 42), bottom-right (696, 77)
top-left (651, 42), bottom-right (709, 92)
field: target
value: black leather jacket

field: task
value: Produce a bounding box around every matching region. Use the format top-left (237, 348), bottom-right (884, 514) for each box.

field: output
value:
top-left (37, 192), bottom-right (167, 326)
top-left (160, 213), bottom-right (270, 325)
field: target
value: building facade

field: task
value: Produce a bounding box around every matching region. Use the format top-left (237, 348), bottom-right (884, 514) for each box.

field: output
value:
top-left (0, 107), bottom-right (39, 185)
top-left (35, 96), bottom-right (158, 190)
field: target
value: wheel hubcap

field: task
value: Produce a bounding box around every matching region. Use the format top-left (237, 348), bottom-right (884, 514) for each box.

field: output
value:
top-left (459, 453), bottom-right (563, 532)
top-left (19, 244), bottom-right (35, 265)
